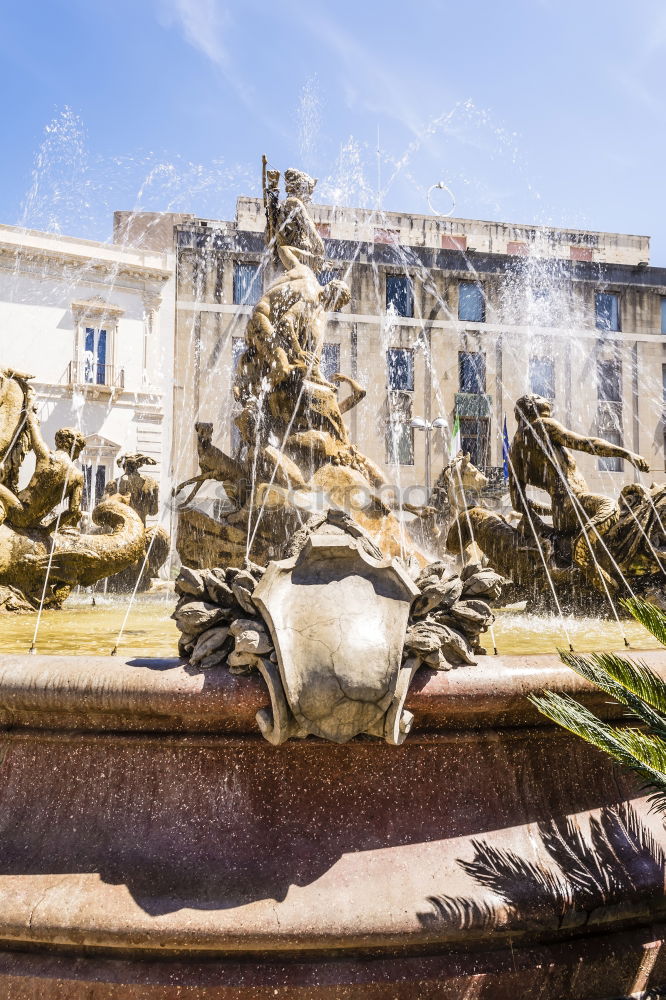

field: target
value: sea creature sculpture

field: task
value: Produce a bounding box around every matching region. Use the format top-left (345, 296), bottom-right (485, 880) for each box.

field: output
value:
top-left (0, 368), bottom-right (148, 612)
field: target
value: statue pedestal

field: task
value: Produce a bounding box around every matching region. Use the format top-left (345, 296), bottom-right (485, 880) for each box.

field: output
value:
top-left (0, 652), bottom-right (664, 998)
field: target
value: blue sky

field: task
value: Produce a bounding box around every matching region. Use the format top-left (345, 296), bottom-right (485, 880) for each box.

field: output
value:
top-left (2, 1), bottom-right (665, 259)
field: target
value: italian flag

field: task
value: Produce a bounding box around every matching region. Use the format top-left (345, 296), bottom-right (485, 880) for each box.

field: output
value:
top-left (449, 415), bottom-right (461, 459)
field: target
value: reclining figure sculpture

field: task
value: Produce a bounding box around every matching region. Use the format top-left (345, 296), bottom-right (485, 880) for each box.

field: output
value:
top-left (0, 368), bottom-right (146, 612)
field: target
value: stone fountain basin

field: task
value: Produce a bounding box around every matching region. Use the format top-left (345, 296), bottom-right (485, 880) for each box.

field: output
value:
top-left (0, 652), bottom-right (664, 999)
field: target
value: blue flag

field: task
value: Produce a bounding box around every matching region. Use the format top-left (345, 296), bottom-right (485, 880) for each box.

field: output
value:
top-left (502, 415), bottom-right (510, 481)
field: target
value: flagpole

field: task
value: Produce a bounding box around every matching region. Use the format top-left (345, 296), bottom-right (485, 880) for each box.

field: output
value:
top-left (502, 415), bottom-right (510, 482)
top-left (449, 415), bottom-right (461, 459)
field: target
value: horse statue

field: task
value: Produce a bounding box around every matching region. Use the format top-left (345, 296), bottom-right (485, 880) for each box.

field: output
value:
top-left (407, 452), bottom-right (492, 558)
top-left (432, 451), bottom-right (490, 518)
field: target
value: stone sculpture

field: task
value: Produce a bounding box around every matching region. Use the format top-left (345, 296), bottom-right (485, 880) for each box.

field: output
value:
top-left (263, 158), bottom-right (325, 272)
top-left (172, 160), bottom-right (510, 746)
top-left (173, 511), bottom-right (504, 745)
top-left (409, 451), bottom-right (491, 555)
top-left (103, 454), bottom-right (170, 592)
top-left (447, 394), bottom-right (666, 612)
top-left (0, 387), bottom-right (85, 531)
top-left (0, 367), bottom-right (35, 495)
top-left (0, 368), bottom-right (148, 612)
top-left (175, 161), bottom-right (424, 570)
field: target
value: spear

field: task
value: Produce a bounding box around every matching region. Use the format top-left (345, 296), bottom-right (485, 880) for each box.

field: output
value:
top-left (262, 154), bottom-right (273, 246)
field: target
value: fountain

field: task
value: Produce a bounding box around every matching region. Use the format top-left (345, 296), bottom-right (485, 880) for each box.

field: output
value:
top-left (0, 160), bottom-right (664, 999)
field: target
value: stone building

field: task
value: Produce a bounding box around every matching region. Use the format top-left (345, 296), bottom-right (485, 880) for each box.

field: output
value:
top-left (114, 202), bottom-right (666, 502)
top-left (0, 224), bottom-right (174, 519)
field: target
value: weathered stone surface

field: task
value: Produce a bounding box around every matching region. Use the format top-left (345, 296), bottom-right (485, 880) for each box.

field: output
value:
top-left (0, 583), bottom-right (34, 613)
top-left (0, 651), bottom-right (664, 998)
top-left (461, 568), bottom-right (505, 600)
top-left (403, 556), bottom-right (498, 671)
top-left (190, 626), bottom-right (230, 666)
top-left (177, 631), bottom-right (196, 658)
top-left (171, 601), bottom-right (229, 633)
top-left (444, 599), bottom-right (495, 636)
top-left (434, 624), bottom-right (477, 665)
top-left (198, 650), bottom-right (228, 669)
top-left (227, 650), bottom-right (260, 675)
top-left (460, 560), bottom-right (483, 581)
top-left (403, 620), bottom-right (443, 655)
top-left (175, 566), bottom-right (205, 597)
top-left (253, 519), bottom-right (419, 745)
top-left (416, 561), bottom-right (449, 586)
top-left (411, 577), bottom-right (463, 617)
top-left (423, 647), bottom-right (457, 671)
top-left (230, 620), bottom-right (272, 656)
top-left (405, 617), bottom-right (476, 666)
top-left (202, 568), bottom-right (235, 607)
top-left (230, 571), bottom-right (257, 615)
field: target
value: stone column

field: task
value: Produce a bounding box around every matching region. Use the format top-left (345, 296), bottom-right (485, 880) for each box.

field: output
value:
top-left (141, 291), bottom-right (162, 387)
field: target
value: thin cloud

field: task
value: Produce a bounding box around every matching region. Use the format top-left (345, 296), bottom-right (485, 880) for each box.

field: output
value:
top-left (296, 8), bottom-right (425, 138)
top-left (161, 0), bottom-right (229, 67)
top-left (643, 5), bottom-right (666, 57)
top-left (156, 0), bottom-right (286, 137)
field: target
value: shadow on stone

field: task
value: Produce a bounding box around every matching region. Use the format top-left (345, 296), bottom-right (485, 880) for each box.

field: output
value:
top-left (418, 803), bottom-right (665, 932)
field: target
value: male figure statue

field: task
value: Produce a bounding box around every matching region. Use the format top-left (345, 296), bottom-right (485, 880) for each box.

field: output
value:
top-left (244, 243), bottom-right (350, 389)
top-left (0, 391), bottom-right (86, 530)
top-left (509, 393), bottom-right (649, 588)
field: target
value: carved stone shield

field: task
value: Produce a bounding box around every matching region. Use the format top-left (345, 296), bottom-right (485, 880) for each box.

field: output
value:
top-left (252, 534), bottom-right (419, 745)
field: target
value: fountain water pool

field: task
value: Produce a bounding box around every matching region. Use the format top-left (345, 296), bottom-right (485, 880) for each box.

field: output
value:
top-left (1, 595), bottom-right (662, 657)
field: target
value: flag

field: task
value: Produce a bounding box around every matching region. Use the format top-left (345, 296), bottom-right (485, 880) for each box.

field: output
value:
top-left (502, 415), bottom-right (510, 481)
top-left (449, 415), bottom-right (461, 459)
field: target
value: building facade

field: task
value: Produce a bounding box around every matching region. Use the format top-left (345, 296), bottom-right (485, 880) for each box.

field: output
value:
top-left (114, 202), bottom-right (666, 503)
top-left (0, 224), bottom-right (175, 520)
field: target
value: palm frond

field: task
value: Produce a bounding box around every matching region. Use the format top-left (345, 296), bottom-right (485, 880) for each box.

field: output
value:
top-left (530, 691), bottom-right (666, 813)
top-left (610, 727), bottom-right (666, 774)
top-left (559, 650), bottom-right (666, 739)
top-left (622, 597), bottom-right (666, 647)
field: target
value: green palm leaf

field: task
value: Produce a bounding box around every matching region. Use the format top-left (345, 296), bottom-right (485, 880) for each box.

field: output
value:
top-left (622, 597), bottom-right (666, 647)
top-left (530, 691), bottom-right (666, 813)
top-left (559, 650), bottom-right (666, 739)
top-left (611, 727), bottom-right (666, 774)
top-left (532, 601), bottom-right (666, 816)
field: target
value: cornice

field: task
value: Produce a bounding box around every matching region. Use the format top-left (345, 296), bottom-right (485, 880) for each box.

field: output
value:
top-left (0, 243), bottom-right (172, 285)
top-left (71, 296), bottom-right (125, 322)
top-left (32, 382), bottom-right (164, 411)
